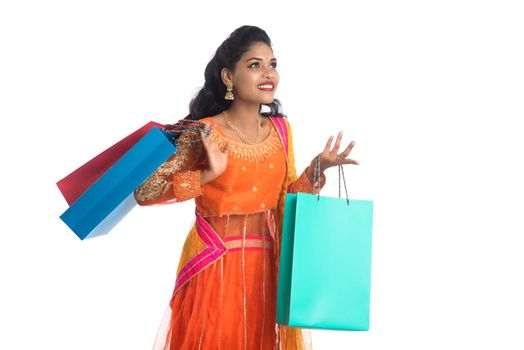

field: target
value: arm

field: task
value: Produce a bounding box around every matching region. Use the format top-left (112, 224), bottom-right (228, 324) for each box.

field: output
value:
top-left (283, 118), bottom-right (326, 194)
top-left (134, 129), bottom-right (205, 206)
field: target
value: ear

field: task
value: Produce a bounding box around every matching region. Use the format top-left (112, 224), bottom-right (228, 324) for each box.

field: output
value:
top-left (221, 67), bottom-right (233, 86)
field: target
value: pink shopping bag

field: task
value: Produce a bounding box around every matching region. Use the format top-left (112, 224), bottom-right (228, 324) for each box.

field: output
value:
top-left (56, 121), bottom-right (164, 205)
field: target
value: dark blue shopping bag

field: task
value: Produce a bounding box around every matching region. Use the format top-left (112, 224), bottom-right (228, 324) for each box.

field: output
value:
top-left (60, 127), bottom-right (177, 240)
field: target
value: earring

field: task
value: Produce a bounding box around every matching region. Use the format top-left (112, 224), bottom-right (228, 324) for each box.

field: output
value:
top-left (224, 84), bottom-right (234, 100)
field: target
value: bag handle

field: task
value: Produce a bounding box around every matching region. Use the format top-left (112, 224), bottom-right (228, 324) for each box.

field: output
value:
top-left (162, 120), bottom-right (211, 144)
top-left (313, 154), bottom-right (350, 206)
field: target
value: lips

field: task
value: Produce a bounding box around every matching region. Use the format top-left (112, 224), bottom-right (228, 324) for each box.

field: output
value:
top-left (257, 81), bottom-right (274, 91)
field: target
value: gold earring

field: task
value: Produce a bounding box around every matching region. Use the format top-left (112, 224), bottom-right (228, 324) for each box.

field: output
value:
top-left (224, 84), bottom-right (234, 100)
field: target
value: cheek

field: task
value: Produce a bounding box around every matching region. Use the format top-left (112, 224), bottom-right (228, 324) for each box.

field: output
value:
top-left (237, 76), bottom-right (260, 92)
top-left (273, 73), bottom-right (280, 86)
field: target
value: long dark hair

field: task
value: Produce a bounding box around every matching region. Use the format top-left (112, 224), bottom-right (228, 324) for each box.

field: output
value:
top-left (183, 25), bottom-right (286, 121)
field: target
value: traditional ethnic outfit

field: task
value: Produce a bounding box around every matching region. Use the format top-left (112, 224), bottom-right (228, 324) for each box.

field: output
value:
top-left (134, 116), bottom-right (326, 350)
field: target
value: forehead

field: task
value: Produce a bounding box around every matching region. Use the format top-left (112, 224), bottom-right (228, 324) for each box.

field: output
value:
top-left (240, 42), bottom-right (275, 61)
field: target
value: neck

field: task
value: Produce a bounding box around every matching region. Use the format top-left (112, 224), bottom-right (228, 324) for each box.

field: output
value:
top-left (225, 101), bottom-right (263, 128)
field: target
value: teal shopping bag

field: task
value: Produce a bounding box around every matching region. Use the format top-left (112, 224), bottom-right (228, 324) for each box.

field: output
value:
top-left (277, 161), bottom-right (373, 331)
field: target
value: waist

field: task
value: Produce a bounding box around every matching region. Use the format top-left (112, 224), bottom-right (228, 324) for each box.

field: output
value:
top-left (223, 234), bottom-right (274, 252)
top-left (195, 200), bottom-right (278, 217)
top-left (195, 208), bottom-right (279, 251)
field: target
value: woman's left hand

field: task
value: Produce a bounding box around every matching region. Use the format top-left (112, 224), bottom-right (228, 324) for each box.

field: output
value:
top-left (314, 131), bottom-right (359, 173)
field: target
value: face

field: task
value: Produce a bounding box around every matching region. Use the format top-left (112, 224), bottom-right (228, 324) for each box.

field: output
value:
top-left (221, 42), bottom-right (280, 105)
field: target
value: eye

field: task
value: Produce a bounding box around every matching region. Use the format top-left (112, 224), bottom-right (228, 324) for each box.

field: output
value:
top-left (248, 62), bottom-right (278, 69)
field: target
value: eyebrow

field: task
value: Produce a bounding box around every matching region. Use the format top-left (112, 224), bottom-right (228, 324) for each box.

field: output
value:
top-left (244, 57), bottom-right (277, 63)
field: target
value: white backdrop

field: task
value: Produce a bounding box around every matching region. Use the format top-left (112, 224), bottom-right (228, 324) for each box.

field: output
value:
top-left (1, 0), bottom-right (523, 349)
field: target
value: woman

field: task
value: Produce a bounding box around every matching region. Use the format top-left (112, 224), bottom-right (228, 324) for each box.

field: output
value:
top-left (134, 25), bottom-right (359, 350)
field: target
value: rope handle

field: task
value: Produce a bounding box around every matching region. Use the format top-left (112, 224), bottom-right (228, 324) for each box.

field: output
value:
top-left (162, 120), bottom-right (211, 144)
top-left (313, 153), bottom-right (350, 206)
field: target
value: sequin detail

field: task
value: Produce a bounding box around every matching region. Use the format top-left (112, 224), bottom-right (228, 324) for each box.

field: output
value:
top-left (172, 170), bottom-right (202, 201)
top-left (134, 173), bottom-right (169, 203)
top-left (134, 130), bottom-right (201, 203)
top-left (210, 126), bottom-right (281, 162)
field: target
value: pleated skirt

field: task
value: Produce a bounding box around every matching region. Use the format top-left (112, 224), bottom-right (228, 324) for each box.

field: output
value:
top-left (152, 209), bottom-right (312, 350)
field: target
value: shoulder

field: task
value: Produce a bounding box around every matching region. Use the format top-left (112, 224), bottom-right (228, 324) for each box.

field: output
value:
top-left (268, 115), bottom-right (292, 133)
top-left (271, 115), bottom-right (290, 124)
top-left (198, 116), bottom-right (216, 127)
top-left (202, 113), bottom-right (224, 124)
top-left (282, 116), bottom-right (291, 129)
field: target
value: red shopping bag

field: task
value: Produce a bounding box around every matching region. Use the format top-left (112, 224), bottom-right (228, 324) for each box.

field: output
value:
top-left (56, 121), bottom-right (164, 205)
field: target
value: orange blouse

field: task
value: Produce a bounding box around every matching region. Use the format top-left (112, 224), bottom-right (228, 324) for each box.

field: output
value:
top-left (134, 116), bottom-right (326, 215)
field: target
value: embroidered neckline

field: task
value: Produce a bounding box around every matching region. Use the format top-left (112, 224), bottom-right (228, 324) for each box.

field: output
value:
top-left (203, 117), bottom-right (274, 145)
top-left (202, 117), bottom-right (282, 162)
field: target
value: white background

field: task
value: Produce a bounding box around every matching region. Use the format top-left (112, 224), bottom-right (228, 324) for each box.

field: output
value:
top-left (1, 0), bottom-right (523, 349)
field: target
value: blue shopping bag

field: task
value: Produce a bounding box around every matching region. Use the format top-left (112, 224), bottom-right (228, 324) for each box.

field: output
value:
top-left (59, 127), bottom-right (177, 240)
top-left (277, 161), bottom-right (374, 331)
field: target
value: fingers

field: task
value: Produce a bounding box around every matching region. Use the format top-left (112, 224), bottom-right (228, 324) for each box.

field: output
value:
top-left (324, 131), bottom-right (344, 154)
top-left (323, 135), bottom-right (334, 153)
top-left (200, 129), bottom-right (210, 140)
top-left (340, 140), bottom-right (356, 157)
top-left (343, 158), bottom-right (359, 165)
top-left (222, 141), bottom-right (230, 153)
top-left (332, 131), bottom-right (343, 153)
top-left (322, 131), bottom-right (359, 168)
top-left (200, 129), bottom-right (230, 155)
top-left (200, 130), bottom-right (211, 150)
top-left (200, 131), bottom-right (220, 158)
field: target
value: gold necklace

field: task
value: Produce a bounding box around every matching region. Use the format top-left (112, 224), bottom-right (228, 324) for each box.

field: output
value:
top-left (223, 110), bottom-right (263, 145)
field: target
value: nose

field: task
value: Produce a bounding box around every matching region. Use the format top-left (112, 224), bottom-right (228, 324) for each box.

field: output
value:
top-left (263, 65), bottom-right (274, 79)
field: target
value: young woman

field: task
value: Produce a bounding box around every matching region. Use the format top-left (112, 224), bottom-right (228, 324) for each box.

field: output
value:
top-left (134, 25), bottom-right (358, 350)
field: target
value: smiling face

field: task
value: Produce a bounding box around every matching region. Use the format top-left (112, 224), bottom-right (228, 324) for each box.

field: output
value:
top-left (221, 41), bottom-right (280, 105)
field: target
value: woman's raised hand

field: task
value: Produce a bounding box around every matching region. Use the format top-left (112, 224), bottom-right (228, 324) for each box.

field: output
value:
top-left (314, 131), bottom-right (359, 173)
top-left (199, 128), bottom-right (230, 185)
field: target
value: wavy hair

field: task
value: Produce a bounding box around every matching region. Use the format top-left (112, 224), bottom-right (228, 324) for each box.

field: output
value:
top-left (183, 25), bottom-right (285, 121)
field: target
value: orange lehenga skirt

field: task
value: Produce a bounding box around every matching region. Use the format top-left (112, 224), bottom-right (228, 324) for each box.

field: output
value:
top-left (152, 209), bottom-right (312, 350)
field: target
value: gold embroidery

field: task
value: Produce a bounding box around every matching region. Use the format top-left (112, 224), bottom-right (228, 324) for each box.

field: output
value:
top-left (290, 170), bottom-right (326, 194)
top-left (173, 170), bottom-right (202, 201)
top-left (134, 130), bottom-right (202, 202)
top-left (210, 126), bottom-right (281, 162)
top-left (134, 173), bottom-right (169, 203)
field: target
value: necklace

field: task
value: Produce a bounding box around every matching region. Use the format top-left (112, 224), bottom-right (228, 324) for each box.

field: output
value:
top-left (223, 110), bottom-right (263, 145)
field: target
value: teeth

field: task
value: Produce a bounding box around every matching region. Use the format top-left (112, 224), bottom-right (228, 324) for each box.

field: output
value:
top-left (258, 84), bottom-right (273, 89)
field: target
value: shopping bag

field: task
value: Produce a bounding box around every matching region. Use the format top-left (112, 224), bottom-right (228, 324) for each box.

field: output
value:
top-left (277, 158), bottom-right (374, 331)
top-left (56, 121), bottom-right (164, 205)
top-left (59, 126), bottom-right (177, 240)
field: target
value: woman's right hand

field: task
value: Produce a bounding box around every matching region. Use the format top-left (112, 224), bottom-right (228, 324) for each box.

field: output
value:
top-left (199, 128), bottom-right (230, 185)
